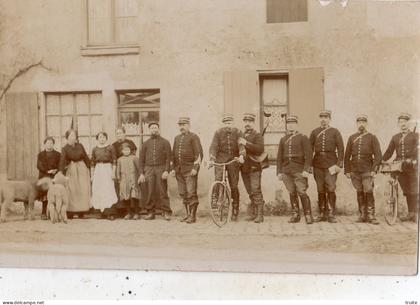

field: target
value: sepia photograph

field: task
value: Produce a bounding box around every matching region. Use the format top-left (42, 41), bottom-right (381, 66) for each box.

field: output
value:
top-left (0, 0), bottom-right (419, 291)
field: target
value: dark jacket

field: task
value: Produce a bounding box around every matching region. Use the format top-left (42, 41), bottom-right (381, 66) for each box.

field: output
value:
top-left (209, 127), bottom-right (246, 163)
top-left (37, 150), bottom-right (61, 178)
top-left (241, 129), bottom-right (264, 173)
top-left (382, 131), bottom-right (419, 162)
top-left (172, 132), bottom-right (202, 174)
top-left (277, 131), bottom-right (312, 174)
top-left (310, 126), bottom-right (344, 169)
top-left (139, 135), bottom-right (172, 174)
top-left (344, 132), bottom-right (382, 174)
top-left (59, 143), bottom-right (91, 173)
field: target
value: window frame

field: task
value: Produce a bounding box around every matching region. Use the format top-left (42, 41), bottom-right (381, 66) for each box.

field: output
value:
top-left (81, 0), bottom-right (140, 56)
top-left (44, 91), bottom-right (103, 155)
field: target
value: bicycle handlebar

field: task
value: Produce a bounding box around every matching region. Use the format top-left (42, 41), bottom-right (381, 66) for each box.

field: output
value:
top-left (207, 158), bottom-right (239, 167)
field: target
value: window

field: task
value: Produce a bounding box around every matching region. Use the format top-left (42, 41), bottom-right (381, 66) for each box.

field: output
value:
top-left (45, 92), bottom-right (103, 154)
top-left (82, 0), bottom-right (140, 56)
top-left (117, 89), bottom-right (160, 151)
top-left (266, 0), bottom-right (308, 23)
top-left (260, 75), bottom-right (288, 162)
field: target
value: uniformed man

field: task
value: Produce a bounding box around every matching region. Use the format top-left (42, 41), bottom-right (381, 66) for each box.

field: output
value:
top-left (309, 110), bottom-right (344, 223)
top-left (170, 117), bottom-right (203, 224)
top-left (382, 113), bottom-right (418, 223)
top-left (344, 114), bottom-right (382, 225)
top-left (276, 115), bottom-right (314, 224)
top-left (239, 113), bottom-right (265, 223)
top-left (209, 114), bottom-right (245, 221)
top-left (138, 122), bottom-right (172, 221)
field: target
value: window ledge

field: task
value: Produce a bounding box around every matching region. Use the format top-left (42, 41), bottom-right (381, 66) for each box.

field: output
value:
top-left (81, 45), bottom-right (140, 56)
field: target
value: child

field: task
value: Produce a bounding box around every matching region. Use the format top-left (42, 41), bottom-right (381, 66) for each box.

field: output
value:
top-left (91, 132), bottom-right (118, 220)
top-left (116, 143), bottom-right (140, 220)
top-left (37, 136), bottom-right (61, 220)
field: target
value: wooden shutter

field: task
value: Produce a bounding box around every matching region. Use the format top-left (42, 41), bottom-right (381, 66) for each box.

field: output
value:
top-left (6, 92), bottom-right (40, 180)
top-left (288, 67), bottom-right (324, 136)
top-left (223, 71), bottom-right (260, 130)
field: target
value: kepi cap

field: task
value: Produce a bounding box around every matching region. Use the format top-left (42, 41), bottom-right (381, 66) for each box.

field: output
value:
top-left (398, 112), bottom-right (411, 121)
top-left (222, 114), bottom-right (234, 123)
top-left (356, 114), bottom-right (368, 122)
top-left (178, 117), bottom-right (190, 125)
top-left (148, 121), bottom-right (159, 128)
top-left (243, 113), bottom-right (256, 122)
top-left (286, 115), bottom-right (298, 123)
top-left (319, 110), bottom-right (332, 118)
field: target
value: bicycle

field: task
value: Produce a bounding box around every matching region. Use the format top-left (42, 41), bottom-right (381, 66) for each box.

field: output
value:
top-left (206, 158), bottom-right (239, 227)
top-left (379, 161), bottom-right (403, 226)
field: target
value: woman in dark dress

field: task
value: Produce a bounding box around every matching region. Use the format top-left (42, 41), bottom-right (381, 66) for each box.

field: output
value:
top-left (37, 136), bottom-right (61, 220)
top-left (59, 129), bottom-right (91, 219)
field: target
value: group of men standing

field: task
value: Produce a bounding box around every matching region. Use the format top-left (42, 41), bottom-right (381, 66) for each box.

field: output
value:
top-left (122, 110), bottom-right (418, 225)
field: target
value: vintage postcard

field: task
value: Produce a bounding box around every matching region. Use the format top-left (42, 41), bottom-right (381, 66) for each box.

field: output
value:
top-left (0, 0), bottom-right (418, 276)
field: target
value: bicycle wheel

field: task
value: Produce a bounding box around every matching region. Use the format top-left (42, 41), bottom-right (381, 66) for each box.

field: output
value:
top-left (208, 181), bottom-right (231, 227)
top-left (384, 180), bottom-right (398, 226)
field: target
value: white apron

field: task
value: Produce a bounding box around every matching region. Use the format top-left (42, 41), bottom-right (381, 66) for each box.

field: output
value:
top-left (91, 163), bottom-right (118, 212)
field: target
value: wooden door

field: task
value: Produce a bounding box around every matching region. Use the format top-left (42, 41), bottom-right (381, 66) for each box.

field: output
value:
top-left (6, 92), bottom-right (40, 180)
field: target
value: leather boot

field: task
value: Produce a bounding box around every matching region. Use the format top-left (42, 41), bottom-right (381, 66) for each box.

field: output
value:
top-left (327, 192), bottom-right (338, 223)
top-left (179, 204), bottom-right (190, 222)
top-left (300, 194), bottom-right (313, 224)
top-left (254, 202), bottom-right (264, 223)
top-left (41, 201), bottom-right (48, 220)
top-left (288, 193), bottom-right (300, 223)
top-left (315, 193), bottom-right (327, 222)
top-left (401, 195), bottom-right (418, 223)
top-left (365, 192), bottom-right (379, 225)
top-left (356, 192), bottom-right (366, 223)
top-left (245, 202), bottom-right (257, 221)
top-left (231, 189), bottom-right (239, 221)
top-left (186, 203), bottom-right (198, 224)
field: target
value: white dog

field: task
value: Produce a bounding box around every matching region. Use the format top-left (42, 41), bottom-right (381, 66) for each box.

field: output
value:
top-left (38, 173), bottom-right (69, 224)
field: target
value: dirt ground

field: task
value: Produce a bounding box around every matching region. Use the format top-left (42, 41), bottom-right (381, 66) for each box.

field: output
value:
top-left (0, 205), bottom-right (418, 275)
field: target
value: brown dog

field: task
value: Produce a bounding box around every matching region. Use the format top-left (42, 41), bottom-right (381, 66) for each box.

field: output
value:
top-left (0, 180), bottom-right (39, 222)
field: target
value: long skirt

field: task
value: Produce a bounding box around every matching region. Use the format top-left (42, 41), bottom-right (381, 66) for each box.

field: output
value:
top-left (91, 163), bottom-right (118, 212)
top-left (66, 161), bottom-right (91, 212)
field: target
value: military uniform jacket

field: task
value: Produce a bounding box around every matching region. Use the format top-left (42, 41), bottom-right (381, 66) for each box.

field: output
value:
top-left (310, 126), bottom-right (344, 169)
top-left (382, 131), bottom-right (419, 163)
top-left (139, 135), bottom-right (172, 174)
top-left (276, 131), bottom-right (312, 175)
top-left (172, 131), bottom-right (202, 174)
top-left (209, 127), bottom-right (246, 163)
top-left (344, 132), bottom-right (382, 174)
top-left (241, 129), bottom-right (264, 173)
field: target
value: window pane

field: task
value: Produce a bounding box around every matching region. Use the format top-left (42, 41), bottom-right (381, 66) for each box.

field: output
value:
top-left (115, 0), bottom-right (138, 17)
top-left (61, 116), bottom-right (73, 136)
top-left (120, 112), bottom-right (140, 136)
top-left (75, 94), bottom-right (90, 114)
top-left (90, 93), bottom-right (102, 114)
top-left (78, 116), bottom-right (91, 136)
top-left (60, 94), bottom-right (74, 115)
top-left (91, 115), bottom-right (103, 135)
top-left (264, 106), bottom-right (287, 132)
top-left (141, 111), bottom-right (159, 135)
top-left (88, 0), bottom-right (112, 45)
top-left (47, 116), bottom-right (61, 137)
top-left (264, 132), bottom-right (284, 146)
top-left (46, 95), bottom-right (60, 115)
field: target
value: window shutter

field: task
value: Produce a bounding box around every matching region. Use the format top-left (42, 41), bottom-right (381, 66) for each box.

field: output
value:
top-left (223, 71), bottom-right (260, 130)
top-left (6, 92), bottom-right (40, 180)
top-left (288, 67), bottom-right (324, 136)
